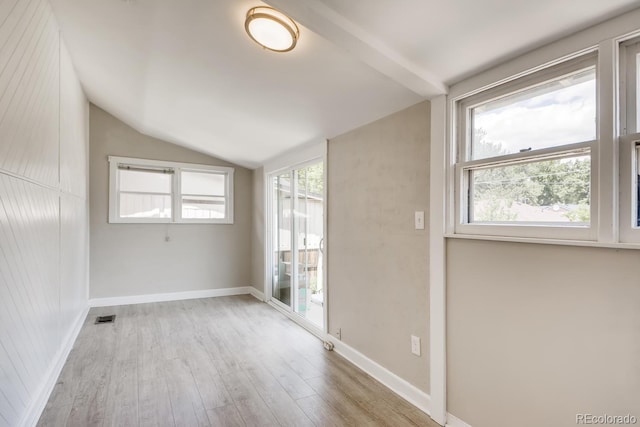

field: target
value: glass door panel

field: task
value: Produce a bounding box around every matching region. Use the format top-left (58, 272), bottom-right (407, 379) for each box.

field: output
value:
top-left (272, 173), bottom-right (291, 306)
top-left (294, 162), bottom-right (324, 329)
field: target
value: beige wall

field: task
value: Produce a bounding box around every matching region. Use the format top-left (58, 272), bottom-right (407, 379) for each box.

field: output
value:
top-left (251, 167), bottom-right (265, 292)
top-left (447, 238), bottom-right (640, 427)
top-left (89, 105), bottom-right (252, 298)
top-left (328, 101), bottom-right (430, 392)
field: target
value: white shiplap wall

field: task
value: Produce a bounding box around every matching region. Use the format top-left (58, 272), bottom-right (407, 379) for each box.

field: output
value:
top-left (0, 0), bottom-right (89, 426)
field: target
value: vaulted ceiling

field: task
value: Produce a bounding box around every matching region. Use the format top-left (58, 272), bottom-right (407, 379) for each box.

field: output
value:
top-left (50, 0), bottom-right (640, 168)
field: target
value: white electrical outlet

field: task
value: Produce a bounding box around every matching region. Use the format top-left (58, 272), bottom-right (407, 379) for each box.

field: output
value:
top-left (411, 335), bottom-right (421, 356)
top-left (414, 211), bottom-right (425, 230)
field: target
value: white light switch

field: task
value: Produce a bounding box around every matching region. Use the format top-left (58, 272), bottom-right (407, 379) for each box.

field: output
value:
top-left (411, 335), bottom-right (421, 356)
top-left (414, 211), bottom-right (425, 230)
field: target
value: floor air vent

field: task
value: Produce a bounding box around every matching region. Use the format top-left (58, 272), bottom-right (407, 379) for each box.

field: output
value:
top-left (95, 315), bottom-right (116, 324)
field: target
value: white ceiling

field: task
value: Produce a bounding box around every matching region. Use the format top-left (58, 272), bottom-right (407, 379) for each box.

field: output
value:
top-left (50, 0), bottom-right (640, 168)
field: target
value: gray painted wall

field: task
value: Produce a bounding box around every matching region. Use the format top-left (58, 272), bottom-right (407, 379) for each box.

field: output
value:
top-left (447, 238), bottom-right (640, 427)
top-left (327, 101), bottom-right (431, 392)
top-left (89, 105), bottom-right (252, 299)
top-left (251, 167), bottom-right (265, 293)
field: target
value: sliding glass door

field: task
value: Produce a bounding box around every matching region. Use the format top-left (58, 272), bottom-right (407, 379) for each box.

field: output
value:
top-left (270, 161), bottom-right (324, 330)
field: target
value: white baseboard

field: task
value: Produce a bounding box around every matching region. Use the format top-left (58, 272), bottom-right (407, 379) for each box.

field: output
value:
top-left (248, 286), bottom-right (265, 301)
top-left (446, 413), bottom-right (473, 427)
top-left (330, 338), bottom-right (431, 415)
top-left (20, 306), bottom-right (89, 427)
top-left (89, 286), bottom-right (257, 307)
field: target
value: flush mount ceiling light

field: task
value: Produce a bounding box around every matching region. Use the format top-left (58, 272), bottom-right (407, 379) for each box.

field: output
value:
top-left (245, 6), bottom-right (299, 53)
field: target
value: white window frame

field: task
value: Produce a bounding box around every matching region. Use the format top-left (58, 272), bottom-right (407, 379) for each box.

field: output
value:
top-left (619, 37), bottom-right (640, 243)
top-left (454, 53), bottom-right (598, 240)
top-left (108, 156), bottom-right (234, 224)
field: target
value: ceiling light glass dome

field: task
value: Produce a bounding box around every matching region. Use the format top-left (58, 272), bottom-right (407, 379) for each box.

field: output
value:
top-left (245, 6), bottom-right (299, 53)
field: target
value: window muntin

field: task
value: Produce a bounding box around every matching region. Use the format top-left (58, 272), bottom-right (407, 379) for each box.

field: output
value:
top-left (456, 54), bottom-right (596, 237)
top-left (109, 157), bottom-right (234, 224)
top-left (471, 68), bottom-right (596, 160)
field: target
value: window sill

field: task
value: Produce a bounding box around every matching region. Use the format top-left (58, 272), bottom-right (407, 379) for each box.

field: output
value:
top-left (444, 233), bottom-right (640, 250)
top-left (109, 219), bottom-right (233, 225)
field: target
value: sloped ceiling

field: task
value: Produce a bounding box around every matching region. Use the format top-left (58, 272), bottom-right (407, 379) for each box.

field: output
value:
top-left (50, 0), bottom-right (640, 168)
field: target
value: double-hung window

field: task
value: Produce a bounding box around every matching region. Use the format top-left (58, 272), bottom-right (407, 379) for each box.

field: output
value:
top-left (455, 53), bottom-right (597, 240)
top-left (109, 156), bottom-right (234, 224)
top-left (620, 38), bottom-right (640, 242)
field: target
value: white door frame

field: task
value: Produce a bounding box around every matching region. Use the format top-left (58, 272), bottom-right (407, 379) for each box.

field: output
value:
top-left (429, 95), bottom-right (448, 425)
top-left (263, 140), bottom-right (328, 338)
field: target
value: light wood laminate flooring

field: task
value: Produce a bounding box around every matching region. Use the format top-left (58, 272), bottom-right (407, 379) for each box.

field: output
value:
top-left (37, 295), bottom-right (439, 427)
